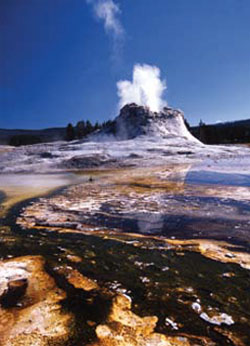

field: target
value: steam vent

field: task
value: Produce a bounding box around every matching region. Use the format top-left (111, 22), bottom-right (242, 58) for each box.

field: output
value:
top-left (94, 103), bottom-right (199, 142)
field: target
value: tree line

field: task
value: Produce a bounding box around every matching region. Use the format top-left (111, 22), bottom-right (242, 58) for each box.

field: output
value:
top-left (6, 119), bottom-right (114, 146)
top-left (7, 116), bottom-right (250, 146)
top-left (191, 120), bottom-right (250, 144)
top-left (65, 119), bottom-right (114, 141)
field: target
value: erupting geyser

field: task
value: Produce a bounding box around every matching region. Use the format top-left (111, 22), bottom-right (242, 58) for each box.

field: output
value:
top-left (93, 103), bottom-right (200, 142)
top-left (117, 64), bottom-right (167, 112)
top-left (92, 63), bottom-right (199, 142)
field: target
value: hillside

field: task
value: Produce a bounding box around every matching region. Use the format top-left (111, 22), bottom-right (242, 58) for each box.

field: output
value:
top-left (0, 127), bottom-right (66, 145)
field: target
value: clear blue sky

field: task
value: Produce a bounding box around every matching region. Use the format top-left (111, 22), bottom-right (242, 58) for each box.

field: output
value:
top-left (1, 0), bottom-right (250, 129)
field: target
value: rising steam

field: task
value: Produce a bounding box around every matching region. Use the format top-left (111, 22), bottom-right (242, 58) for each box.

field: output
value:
top-left (86, 0), bottom-right (124, 58)
top-left (117, 64), bottom-right (167, 112)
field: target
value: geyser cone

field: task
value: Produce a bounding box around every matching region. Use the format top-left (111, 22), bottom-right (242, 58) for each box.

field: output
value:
top-left (92, 103), bottom-right (200, 142)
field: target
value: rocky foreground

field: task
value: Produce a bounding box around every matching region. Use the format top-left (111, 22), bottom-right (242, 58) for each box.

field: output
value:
top-left (1, 104), bottom-right (250, 345)
top-left (1, 166), bottom-right (250, 345)
top-left (0, 255), bottom-right (214, 346)
top-left (0, 256), bottom-right (72, 345)
top-left (6, 164), bottom-right (248, 345)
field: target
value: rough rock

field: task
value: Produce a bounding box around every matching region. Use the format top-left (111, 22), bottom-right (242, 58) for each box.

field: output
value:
top-left (66, 254), bottom-right (82, 263)
top-left (0, 256), bottom-right (73, 346)
top-left (90, 294), bottom-right (191, 346)
top-left (54, 265), bottom-right (99, 291)
top-left (0, 278), bottom-right (28, 308)
top-left (60, 154), bottom-right (118, 169)
top-left (92, 103), bottom-right (199, 142)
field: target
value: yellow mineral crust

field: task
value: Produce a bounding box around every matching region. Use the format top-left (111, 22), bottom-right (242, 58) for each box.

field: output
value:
top-left (92, 232), bottom-right (250, 271)
top-left (167, 239), bottom-right (250, 270)
top-left (0, 256), bottom-right (74, 346)
top-left (90, 294), bottom-right (192, 346)
top-left (54, 265), bottom-right (99, 291)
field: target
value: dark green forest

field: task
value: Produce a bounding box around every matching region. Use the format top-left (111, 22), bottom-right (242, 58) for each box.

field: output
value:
top-left (2, 117), bottom-right (250, 146)
top-left (191, 119), bottom-right (250, 144)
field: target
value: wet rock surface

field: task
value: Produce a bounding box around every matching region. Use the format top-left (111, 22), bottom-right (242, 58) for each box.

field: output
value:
top-left (0, 278), bottom-right (28, 308)
top-left (0, 254), bottom-right (220, 346)
top-left (54, 265), bottom-right (99, 291)
top-left (90, 294), bottom-right (193, 346)
top-left (0, 256), bottom-right (74, 346)
top-left (0, 226), bottom-right (249, 345)
top-left (17, 166), bottom-right (250, 248)
top-left (0, 161), bottom-right (250, 345)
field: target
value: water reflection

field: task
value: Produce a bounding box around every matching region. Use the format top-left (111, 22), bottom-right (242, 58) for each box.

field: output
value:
top-left (186, 170), bottom-right (250, 187)
top-left (0, 172), bottom-right (89, 215)
top-left (0, 164), bottom-right (250, 345)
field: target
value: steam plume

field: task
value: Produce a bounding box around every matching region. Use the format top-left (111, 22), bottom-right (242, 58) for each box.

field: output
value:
top-left (117, 64), bottom-right (167, 112)
top-left (86, 0), bottom-right (124, 42)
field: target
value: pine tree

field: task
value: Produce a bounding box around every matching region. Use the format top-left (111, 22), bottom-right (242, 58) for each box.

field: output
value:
top-left (66, 123), bottom-right (75, 141)
top-left (76, 121), bottom-right (85, 139)
top-left (85, 120), bottom-right (93, 134)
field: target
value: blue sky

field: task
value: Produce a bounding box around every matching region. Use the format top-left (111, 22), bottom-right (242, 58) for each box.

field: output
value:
top-left (1, 0), bottom-right (250, 129)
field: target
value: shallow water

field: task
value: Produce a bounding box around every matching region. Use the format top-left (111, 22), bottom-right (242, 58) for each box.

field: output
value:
top-left (186, 170), bottom-right (250, 187)
top-left (0, 172), bottom-right (90, 216)
top-left (0, 165), bottom-right (250, 345)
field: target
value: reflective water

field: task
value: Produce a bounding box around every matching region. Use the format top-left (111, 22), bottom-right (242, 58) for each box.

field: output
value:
top-left (0, 172), bottom-right (90, 216)
top-left (186, 170), bottom-right (250, 187)
top-left (0, 164), bottom-right (250, 345)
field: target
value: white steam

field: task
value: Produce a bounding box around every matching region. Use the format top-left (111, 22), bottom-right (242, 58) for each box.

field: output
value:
top-left (86, 0), bottom-right (124, 38)
top-left (117, 64), bottom-right (167, 112)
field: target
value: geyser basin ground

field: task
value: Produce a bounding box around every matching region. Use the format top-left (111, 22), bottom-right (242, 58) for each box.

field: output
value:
top-left (0, 159), bottom-right (250, 346)
top-left (0, 104), bottom-right (250, 345)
